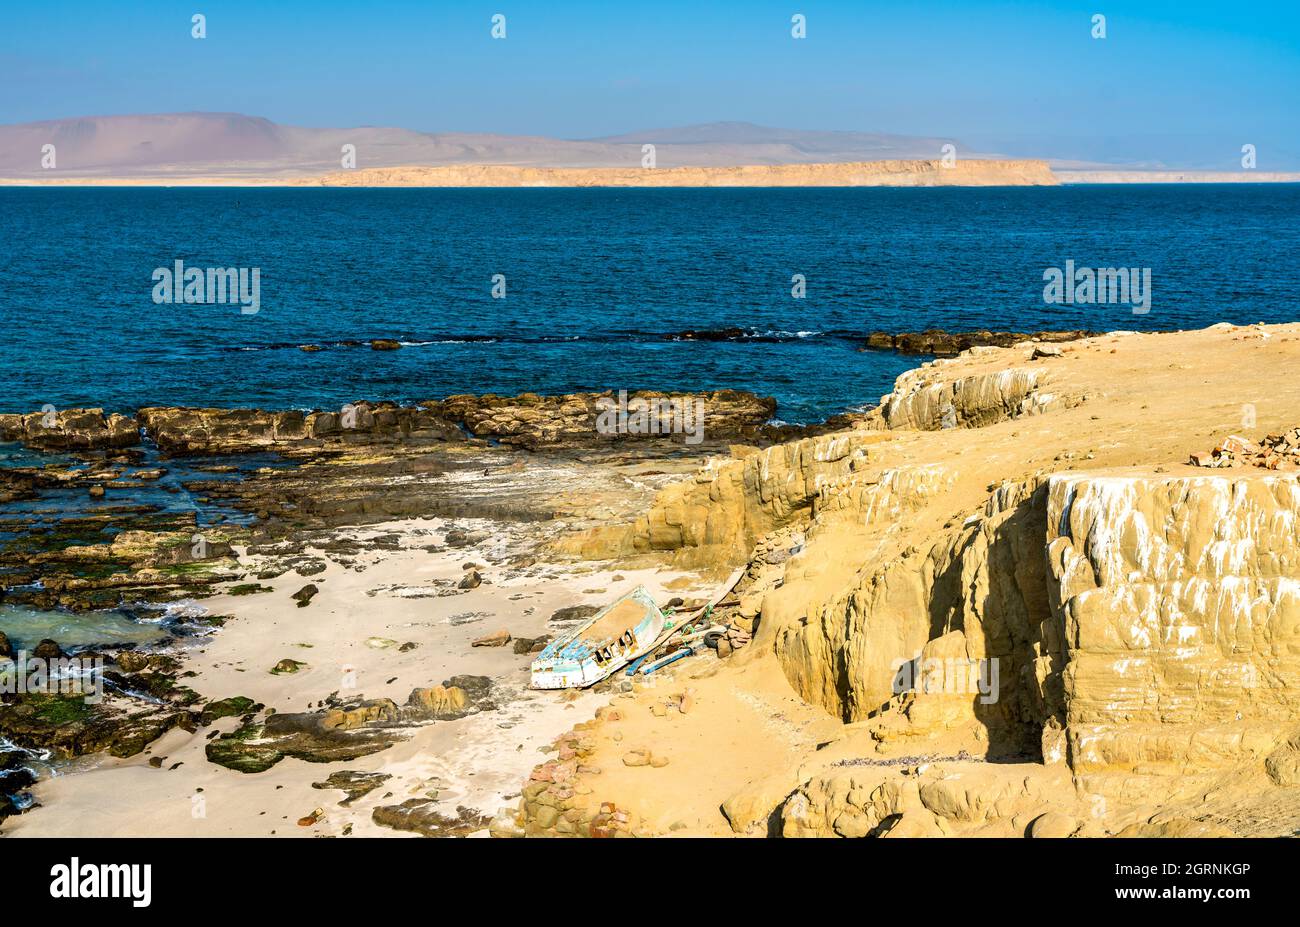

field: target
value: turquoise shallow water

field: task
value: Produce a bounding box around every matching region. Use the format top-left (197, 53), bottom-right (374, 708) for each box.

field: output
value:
top-left (0, 605), bottom-right (170, 652)
top-left (2, 184), bottom-right (1297, 424)
top-left (0, 445), bottom-right (289, 651)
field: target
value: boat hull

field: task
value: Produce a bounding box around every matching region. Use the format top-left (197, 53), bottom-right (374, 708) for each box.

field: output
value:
top-left (530, 586), bottom-right (667, 689)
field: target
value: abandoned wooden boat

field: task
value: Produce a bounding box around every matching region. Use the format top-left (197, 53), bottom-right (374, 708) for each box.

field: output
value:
top-left (530, 585), bottom-right (670, 689)
top-left (531, 569), bottom-right (745, 690)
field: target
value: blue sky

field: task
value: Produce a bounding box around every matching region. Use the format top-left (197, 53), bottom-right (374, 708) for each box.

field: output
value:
top-left (3, 0), bottom-right (1298, 166)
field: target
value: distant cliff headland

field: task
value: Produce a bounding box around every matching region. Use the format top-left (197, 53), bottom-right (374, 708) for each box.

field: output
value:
top-left (7, 113), bottom-right (1294, 186)
top-left (296, 159), bottom-right (1059, 188)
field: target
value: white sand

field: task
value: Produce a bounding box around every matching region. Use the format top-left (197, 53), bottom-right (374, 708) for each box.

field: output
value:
top-left (7, 516), bottom-right (707, 837)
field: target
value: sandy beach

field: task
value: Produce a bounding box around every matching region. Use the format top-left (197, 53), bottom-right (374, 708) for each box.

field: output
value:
top-left (5, 514), bottom-right (711, 837)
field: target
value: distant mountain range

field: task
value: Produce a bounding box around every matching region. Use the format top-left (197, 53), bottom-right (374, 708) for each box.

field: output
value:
top-left (0, 113), bottom-right (1290, 180)
top-left (0, 113), bottom-right (996, 178)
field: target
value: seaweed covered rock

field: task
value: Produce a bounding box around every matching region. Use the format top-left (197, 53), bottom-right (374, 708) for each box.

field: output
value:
top-left (206, 678), bottom-right (494, 773)
top-left (205, 699), bottom-right (405, 774)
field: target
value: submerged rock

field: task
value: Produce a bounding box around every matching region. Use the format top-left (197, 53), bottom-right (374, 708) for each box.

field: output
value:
top-left (32, 639), bottom-right (64, 660)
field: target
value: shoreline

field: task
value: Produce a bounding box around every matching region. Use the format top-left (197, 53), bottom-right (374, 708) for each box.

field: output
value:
top-left (3, 516), bottom-right (715, 837)
top-left (6, 321), bottom-right (1300, 837)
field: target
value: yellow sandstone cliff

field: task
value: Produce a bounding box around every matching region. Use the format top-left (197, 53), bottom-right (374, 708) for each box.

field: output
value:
top-left (508, 322), bottom-right (1300, 838)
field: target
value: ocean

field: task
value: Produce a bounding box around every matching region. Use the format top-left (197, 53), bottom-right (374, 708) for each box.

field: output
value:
top-left (2, 184), bottom-right (1298, 425)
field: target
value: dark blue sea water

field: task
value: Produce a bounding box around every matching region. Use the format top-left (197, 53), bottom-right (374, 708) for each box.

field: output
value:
top-left (2, 185), bottom-right (1297, 423)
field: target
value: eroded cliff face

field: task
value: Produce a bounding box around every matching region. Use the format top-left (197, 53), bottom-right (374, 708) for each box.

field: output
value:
top-left (879, 365), bottom-right (1049, 430)
top-left (529, 326), bottom-right (1300, 837)
top-left (771, 471), bottom-right (1300, 837)
top-left (562, 430), bottom-right (880, 566)
top-left (1047, 474), bottom-right (1300, 798)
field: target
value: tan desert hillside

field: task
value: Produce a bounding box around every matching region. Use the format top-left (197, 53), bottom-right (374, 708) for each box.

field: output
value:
top-left (0, 113), bottom-right (994, 180)
top-left (499, 322), bottom-right (1300, 838)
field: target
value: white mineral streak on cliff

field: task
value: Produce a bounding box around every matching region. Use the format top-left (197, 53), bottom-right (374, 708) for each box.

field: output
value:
top-left (1047, 473), bottom-right (1300, 795)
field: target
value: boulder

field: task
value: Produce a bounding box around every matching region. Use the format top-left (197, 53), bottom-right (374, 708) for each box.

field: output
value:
top-left (512, 635), bottom-right (550, 654)
top-left (471, 629), bottom-right (511, 648)
top-left (458, 570), bottom-right (482, 590)
top-left (32, 639), bottom-right (63, 660)
top-left (1028, 811), bottom-right (1078, 838)
top-left (406, 684), bottom-right (470, 718)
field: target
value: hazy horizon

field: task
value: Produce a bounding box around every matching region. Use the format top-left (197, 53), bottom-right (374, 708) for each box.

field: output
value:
top-left (3, 0), bottom-right (1298, 170)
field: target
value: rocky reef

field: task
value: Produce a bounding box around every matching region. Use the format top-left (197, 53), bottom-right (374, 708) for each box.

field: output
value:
top-left (0, 388), bottom-right (787, 613)
top-left (862, 329), bottom-right (1102, 357)
top-left (2, 389), bottom-right (780, 457)
top-left (429, 390), bottom-right (776, 450)
top-left (0, 648), bottom-right (257, 822)
top-left (0, 408), bottom-right (137, 451)
top-left (205, 675), bottom-right (495, 774)
top-left (137, 401), bottom-right (464, 455)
